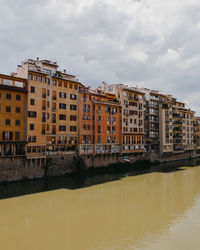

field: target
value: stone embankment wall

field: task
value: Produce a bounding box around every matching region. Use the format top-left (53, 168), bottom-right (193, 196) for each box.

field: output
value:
top-left (0, 157), bottom-right (44, 183)
top-left (0, 151), bottom-right (200, 183)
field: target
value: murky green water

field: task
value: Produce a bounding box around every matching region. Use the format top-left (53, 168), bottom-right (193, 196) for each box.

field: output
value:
top-left (1, 164), bottom-right (200, 250)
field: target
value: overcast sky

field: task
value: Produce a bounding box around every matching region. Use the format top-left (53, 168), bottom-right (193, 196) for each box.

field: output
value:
top-left (1, 0), bottom-right (200, 113)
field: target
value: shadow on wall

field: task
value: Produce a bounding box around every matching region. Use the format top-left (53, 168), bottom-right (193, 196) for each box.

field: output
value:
top-left (0, 159), bottom-right (200, 200)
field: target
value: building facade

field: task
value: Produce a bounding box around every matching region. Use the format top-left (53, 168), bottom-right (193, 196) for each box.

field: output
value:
top-left (16, 58), bottom-right (83, 158)
top-left (0, 74), bottom-right (27, 157)
top-left (99, 83), bottom-right (145, 154)
top-left (0, 57), bottom-right (199, 165)
top-left (79, 87), bottom-right (121, 155)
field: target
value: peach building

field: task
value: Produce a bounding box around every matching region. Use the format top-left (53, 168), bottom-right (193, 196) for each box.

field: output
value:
top-left (79, 87), bottom-right (122, 155)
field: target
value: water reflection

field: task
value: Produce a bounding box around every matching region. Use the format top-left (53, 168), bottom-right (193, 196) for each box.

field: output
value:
top-left (0, 162), bottom-right (200, 249)
top-left (0, 159), bottom-right (200, 200)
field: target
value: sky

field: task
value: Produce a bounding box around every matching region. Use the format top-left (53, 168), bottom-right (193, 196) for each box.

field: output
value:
top-left (0, 0), bottom-right (200, 113)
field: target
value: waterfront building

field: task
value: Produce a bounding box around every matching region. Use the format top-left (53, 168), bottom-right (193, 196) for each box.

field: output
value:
top-left (159, 96), bottom-right (196, 156)
top-left (0, 57), bottom-right (199, 166)
top-left (79, 87), bottom-right (121, 155)
top-left (194, 117), bottom-right (200, 150)
top-left (0, 74), bottom-right (27, 157)
top-left (15, 58), bottom-right (83, 158)
top-left (99, 83), bottom-right (145, 155)
top-left (172, 100), bottom-right (195, 152)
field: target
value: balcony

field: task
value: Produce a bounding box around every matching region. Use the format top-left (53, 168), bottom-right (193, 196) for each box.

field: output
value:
top-left (173, 121), bottom-right (182, 125)
top-left (173, 127), bottom-right (181, 131)
top-left (173, 114), bottom-right (181, 118)
top-left (173, 139), bottom-right (182, 144)
top-left (173, 135), bottom-right (182, 138)
top-left (57, 140), bottom-right (67, 144)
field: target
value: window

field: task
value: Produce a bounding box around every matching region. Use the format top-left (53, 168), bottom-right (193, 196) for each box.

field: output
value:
top-left (70, 94), bottom-right (77, 100)
top-left (58, 80), bottom-right (62, 87)
top-left (59, 92), bottom-right (66, 98)
top-left (31, 86), bottom-right (35, 93)
top-left (28, 73), bottom-right (33, 80)
top-left (28, 111), bottom-right (37, 118)
top-left (30, 124), bottom-right (34, 130)
top-left (42, 112), bottom-right (46, 122)
top-left (6, 106), bottom-right (11, 112)
top-left (38, 76), bottom-right (42, 82)
top-left (83, 104), bottom-right (87, 112)
top-left (97, 135), bottom-right (101, 143)
top-left (59, 125), bottom-right (66, 131)
top-left (53, 80), bottom-right (57, 86)
top-left (70, 115), bottom-right (76, 121)
top-left (30, 99), bottom-right (35, 105)
top-left (105, 107), bottom-right (111, 113)
top-left (59, 114), bottom-right (66, 120)
top-left (16, 95), bottom-right (21, 100)
top-left (15, 120), bottom-right (20, 126)
top-left (3, 131), bottom-right (13, 140)
top-left (5, 119), bottom-right (10, 125)
top-left (32, 136), bottom-right (36, 142)
top-left (33, 75), bottom-right (37, 81)
top-left (6, 93), bottom-right (11, 99)
top-left (3, 79), bottom-right (12, 86)
top-left (98, 125), bottom-right (101, 133)
top-left (16, 107), bottom-right (20, 113)
top-left (43, 77), bottom-right (47, 83)
top-left (70, 104), bottom-right (76, 110)
top-left (15, 132), bottom-right (20, 140)
top-left (59, 103), bottom-right (66, 109)
top-left (70, 126), bottom-right (76, 132)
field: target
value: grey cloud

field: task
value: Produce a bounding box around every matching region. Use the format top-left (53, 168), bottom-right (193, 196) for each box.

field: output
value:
top-left (1, 0), bottom-right (200, 113)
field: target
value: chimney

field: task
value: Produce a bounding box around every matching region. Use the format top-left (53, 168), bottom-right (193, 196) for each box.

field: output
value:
top-left (36, 57), bottom-right (39, 61)
top-left (63, 69), bottom-right (66, 74)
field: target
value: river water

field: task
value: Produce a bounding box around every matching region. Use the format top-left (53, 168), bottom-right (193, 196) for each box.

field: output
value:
top-left (1, 161), bottom-right (200, 250)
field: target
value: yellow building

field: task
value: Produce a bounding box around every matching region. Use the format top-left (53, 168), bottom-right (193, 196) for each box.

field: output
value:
top-left (0, 74), bottom-right (27, 157)
top-left (16, 58), bottom-right (83, 158)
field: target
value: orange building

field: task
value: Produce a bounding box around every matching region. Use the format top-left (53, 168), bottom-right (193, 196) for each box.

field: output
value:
top-left (0, 74), bottom-right (27, 157)
top-left (79, 87), bottom-right (122, 155)
top-left (16, 58), bottom-right (83, 158)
